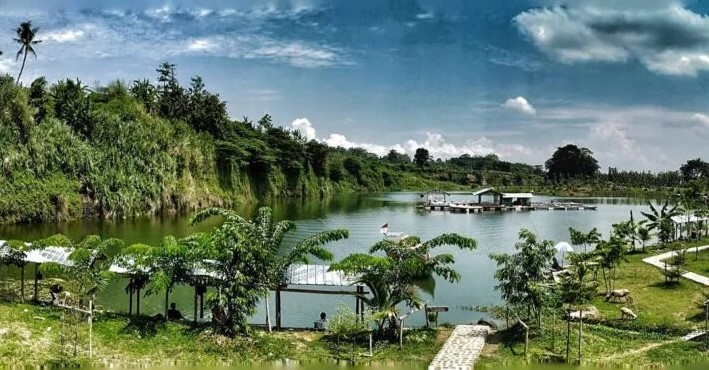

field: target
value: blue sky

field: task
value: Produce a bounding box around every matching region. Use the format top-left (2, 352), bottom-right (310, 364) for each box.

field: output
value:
top-left (0, 0), bottom-right (708, 171)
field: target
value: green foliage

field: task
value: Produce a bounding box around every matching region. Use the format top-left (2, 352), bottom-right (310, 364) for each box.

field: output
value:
top-left (189, 206), bottom-right (347, 335)
top-left (641, 200), bottom-right (681, 246)
top-left (489, 229), bottom-right (556, 325)
top-left (545, 144), bottom-right (599, 180)
top-left (327, 301), bottom-right (365, 341)
top-left (330, 232), bottom-right (476, 337)
top-left (36, 234), bottom-right (124, 302)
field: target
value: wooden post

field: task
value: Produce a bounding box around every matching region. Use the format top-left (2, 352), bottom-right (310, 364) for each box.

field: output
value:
top-left (128, 285), bottom-right (133, 315)
top-left (20, 264), bottom-right (25, 303)
top-left (193, 285), bottom-right (198, 324)
top-left (89, 296), bottom-right (94, 359)
top-left (276, 288), bottom-right (282, 330)
top-left (136, 287), bottom-right (141, 316)
top-left (164, 289), bottom-right (169, 319)
top-left (33, 263), bottom-right (38, 301)
top-left (399, 318), bottom-right (404, 349)
top-left (424, 303), bottom-right (429, 328)
top-left (357, 286), bottom-right (364, 322)
top-left (200, 291), bottom-right (204, 319)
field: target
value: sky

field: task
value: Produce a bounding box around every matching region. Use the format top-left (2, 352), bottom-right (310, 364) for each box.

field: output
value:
top-left (0, 0), bottom-right (708, 171)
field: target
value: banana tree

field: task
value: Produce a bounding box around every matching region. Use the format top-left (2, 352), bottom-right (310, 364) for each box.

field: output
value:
top-left (641, 201), bottom-right (680, 246)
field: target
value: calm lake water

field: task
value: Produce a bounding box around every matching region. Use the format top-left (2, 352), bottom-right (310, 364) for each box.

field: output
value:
top-left (0, 193), bottom-right (654, 329)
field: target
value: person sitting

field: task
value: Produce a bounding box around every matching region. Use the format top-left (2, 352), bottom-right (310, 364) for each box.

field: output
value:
top-left (167, 302), bottom-right (183, 321)
top-left (551, 256), bottom-right (563, 271)
top-left (49, 284), bottom-right (64, 305)
top-left (314, 312), bottom-right (328, 330)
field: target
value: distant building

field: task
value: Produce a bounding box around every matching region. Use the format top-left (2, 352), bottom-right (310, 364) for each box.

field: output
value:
top-left (471, 188), bottom-right (533, 206)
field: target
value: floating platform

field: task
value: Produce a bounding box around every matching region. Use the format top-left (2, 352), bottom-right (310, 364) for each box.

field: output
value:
top-left (420, 201), bottom-right (596, 213)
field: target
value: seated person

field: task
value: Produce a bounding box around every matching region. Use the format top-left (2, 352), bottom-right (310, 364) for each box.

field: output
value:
top-left (167, 302), bottom-right (183, 321)
top-left (49, 284), bottom-right (64, 305)
top-left (314, 312), bottom-right (328, 330)
top-left (551, 256), bottom-right (563, 271)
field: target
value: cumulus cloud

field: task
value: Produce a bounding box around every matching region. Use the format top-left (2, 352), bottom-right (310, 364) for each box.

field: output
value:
top-left (503, 96), bottom-right (537, 115)
top-left (289, 117), bottom-right (541, 162)
top-left (691, 113), bottom-right (709, 128)
top-left (291, 118), bottom-right (317, 141)
top-left (0, 7), bottom-right (349, 69)
top-left (45, 28), bottom-right (86, 43)
top-left (514, 2), bottom-right (709, 76)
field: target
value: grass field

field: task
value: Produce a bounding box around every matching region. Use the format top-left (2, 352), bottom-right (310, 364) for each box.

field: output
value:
top-left (0, 299), bottom-right (450, 367)
top-left (478, 237), bottom-right (709, 367)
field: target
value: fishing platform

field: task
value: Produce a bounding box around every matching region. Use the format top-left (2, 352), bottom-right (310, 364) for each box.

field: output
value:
top-left (418, 188), bottom-right (597, 213)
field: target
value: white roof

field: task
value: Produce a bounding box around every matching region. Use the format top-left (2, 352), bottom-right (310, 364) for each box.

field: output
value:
top-left (671, 215), bottom-right (708, 224)
top-left (24, 246), bottom-right (74, 265)
top-left (472, 188), bottom-right (500, 196)
top-left (502, 193), bottom-right (534, 199)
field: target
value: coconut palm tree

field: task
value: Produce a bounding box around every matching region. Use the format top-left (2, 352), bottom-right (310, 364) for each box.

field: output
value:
top-left (189, 206), bottom-right (348, 335)
top-left (14, 21), bottom-right (42, 84)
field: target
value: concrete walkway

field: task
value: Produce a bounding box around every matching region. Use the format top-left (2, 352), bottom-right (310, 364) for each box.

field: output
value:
top-left (642, 245), bottom-right (709, 286)
top-left (428, 325), bottom-right (489, 370)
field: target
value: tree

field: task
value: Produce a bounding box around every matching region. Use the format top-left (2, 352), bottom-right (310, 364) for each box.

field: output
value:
top-left (51, 79), bottom-right (93, 138)
top-left (121, 236), bottom-right (196, 318)
top-left (14, 21), bottom-right (42, 84)
top-left (559, 254), bottom-right (597, 364)
top-left (490, 229), bottom-right (556, 327)
top-left (568, 227), bottom-right (601, 254)
top-left (129, 79), bottom-right (157, 114)
top-left (545, 144), bottom-right (599, 180)
top-left (37, 234), bottom-right (123, 304)
top-left (189, 207), bottom-right (348, 335)
top-left (595, 235), bottom-right (627, 293)
top-left (680, 158), bottom-right (709, 182)
top-left (155, 62), bottom-right (188, 120)
top-left (28, 77), bottom-right (52, 123)
top-left (413, 148), bottom-right (430, 168)
top-left (641, 201), bottom-right (680, 246)
top-left (330, 233), bottom-right (477, 338)
top-left (636, 226), bottom-right (653, 253)
top-left (186, 76), bottom-right (228, 137)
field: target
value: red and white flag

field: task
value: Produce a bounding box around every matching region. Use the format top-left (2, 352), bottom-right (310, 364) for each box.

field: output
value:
top-left (380, 223), bottom-right (389, 234)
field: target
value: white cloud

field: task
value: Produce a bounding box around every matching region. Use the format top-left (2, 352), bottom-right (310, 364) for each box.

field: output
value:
top-left (186, 39), bottom-right (217, 52)
top-left (503, 96), bottom-right (537, 115)
top-left (0, 57), bottom-right (12, 74)
top-left (291, 118), bottom-right (317, 141)
top-left (45, 28), bottom-right (85, 43)
top-left (3, 7), bottom-right (349, 69)
top-left (691, 113), bottom-right (709, 128)
top-left (515, 3), bottom-right (709, 76)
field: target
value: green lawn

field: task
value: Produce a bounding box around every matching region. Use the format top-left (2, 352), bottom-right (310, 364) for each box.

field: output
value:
top-left (0, 297), bottom-right (449, 368)
top-left (479, 238), bottom-right (709, 367)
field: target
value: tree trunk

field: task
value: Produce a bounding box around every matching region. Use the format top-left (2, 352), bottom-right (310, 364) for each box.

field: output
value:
top-left (566, 314), bottom-right (571, 363)
top-left (164, 289), bottom-right (169, 319)
top-left (16, 49), bottom-right (28, 84)
top-left (578, 311), bottom-right (583, 364)
top-left (265, 291), bottom-right (272, 333)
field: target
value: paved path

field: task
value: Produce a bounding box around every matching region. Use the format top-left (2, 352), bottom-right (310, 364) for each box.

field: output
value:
top-left (642, 245), bottom-right (709, 287)
top-left (428, 325), bottom-right (488, 370)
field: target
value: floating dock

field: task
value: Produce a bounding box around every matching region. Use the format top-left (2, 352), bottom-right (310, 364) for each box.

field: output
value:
top-left (419, 201), bottom-right (597, 213)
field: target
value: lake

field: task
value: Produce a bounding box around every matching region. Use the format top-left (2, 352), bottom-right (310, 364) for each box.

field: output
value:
top-left (0, 192), bottom-right (654, 329)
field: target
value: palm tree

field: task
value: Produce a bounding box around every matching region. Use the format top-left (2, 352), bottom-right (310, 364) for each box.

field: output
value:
top-left (14, 21), bottom-right (42, 84)
top-left (189, 207), bottom-right (348, 335)
top-left (330, 233), bottom-right (477, 338)
top-left (641, 201), bottom-right (680, 246)
top-left (636, 226), bottom-right (653, 253)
